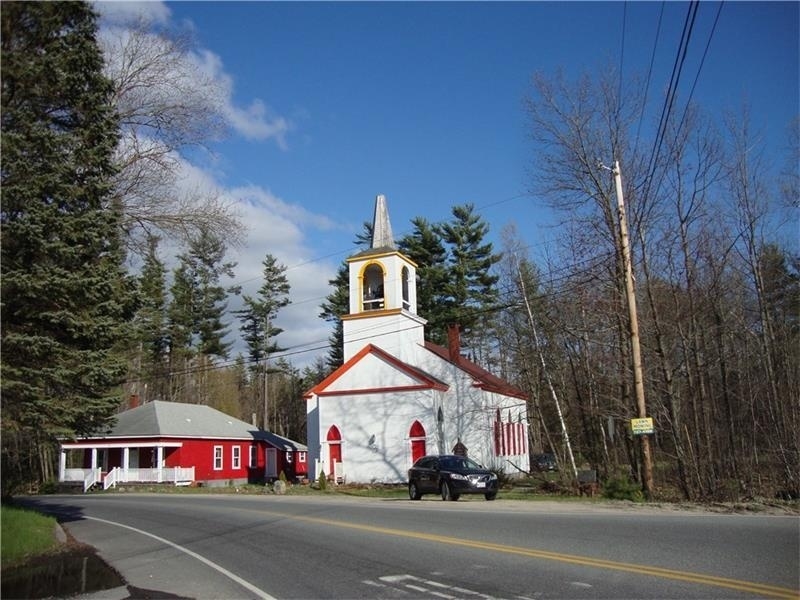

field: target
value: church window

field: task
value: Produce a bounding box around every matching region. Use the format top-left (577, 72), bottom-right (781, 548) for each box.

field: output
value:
top-left (401, 266), bottom-right (410, 310)
top-left (363, 263), bottom-right (385, 311)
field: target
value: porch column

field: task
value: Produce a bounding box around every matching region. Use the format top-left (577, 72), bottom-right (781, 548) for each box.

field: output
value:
top-left (59, 449), bottom-right (66, 481)
top-left (157, 446), bottom-right (164, 482)
top-left (123, 447), bottom-right (130, 480)
top-left (90, 448), bottom-right (98, 470)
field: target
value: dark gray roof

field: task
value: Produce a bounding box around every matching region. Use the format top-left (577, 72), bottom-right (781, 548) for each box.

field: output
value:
top-left (100, 401), bottom-right (306, 451)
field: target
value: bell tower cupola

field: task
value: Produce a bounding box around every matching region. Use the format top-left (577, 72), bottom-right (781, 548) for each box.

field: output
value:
top-left (342, 195), bottom-right (426, 362)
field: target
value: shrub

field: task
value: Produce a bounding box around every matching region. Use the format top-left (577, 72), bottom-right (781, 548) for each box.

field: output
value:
top-left (39, 480), bottom-right (58, 495)
top-left (317, 471), bottom-right (327, 491)
top-left (279, 471), bottom-right (287, 483)
top-left (603, 476), bottom-right (644, 502)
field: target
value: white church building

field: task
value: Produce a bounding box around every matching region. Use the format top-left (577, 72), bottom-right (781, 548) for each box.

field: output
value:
top-left (304, 195), bottom-right (530, 484)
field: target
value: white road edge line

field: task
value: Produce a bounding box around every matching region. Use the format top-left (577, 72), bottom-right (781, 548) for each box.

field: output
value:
top-left (85, 515), bottom-right (276, 600)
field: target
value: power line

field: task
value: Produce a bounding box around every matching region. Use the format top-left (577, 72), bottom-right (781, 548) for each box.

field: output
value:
top-left (618, 1), bottom-right (628, 105)
top-left (642, 0), bottom-right (700, 204)
top-left (633, 1), bottom-right (666, 161)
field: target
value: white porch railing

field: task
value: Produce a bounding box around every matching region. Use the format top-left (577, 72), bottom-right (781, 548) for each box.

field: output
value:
top-left (313, 460), bottom-right (345, 484)
top-left (103, 467), bottom-right (120, 490)
top-left (84, 468), bottom-right (101, 492)
top-left (63, 467), bottom-right (195, 491)
top-left (61, 468), bottom-right (101, 492)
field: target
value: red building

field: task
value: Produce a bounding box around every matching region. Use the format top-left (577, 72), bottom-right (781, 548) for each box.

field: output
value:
top-left (59, 400), bottom-right (307, 491)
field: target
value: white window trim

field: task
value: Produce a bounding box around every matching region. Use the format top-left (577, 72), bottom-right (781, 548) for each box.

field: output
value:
top-left (213, 445), bottom-right (223, 470)
top-left (232, 445), bottom-right (241, 470)
top-left (298, 451), bottom-right (307, 462)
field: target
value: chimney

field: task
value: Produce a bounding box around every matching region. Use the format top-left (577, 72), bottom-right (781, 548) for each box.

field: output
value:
top-left (447, 324), bottom-right (461, 362)
top-left (129, 394), bottom-right (140, 409)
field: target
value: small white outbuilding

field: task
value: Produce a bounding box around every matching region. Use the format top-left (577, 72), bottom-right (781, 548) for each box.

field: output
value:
top-left (304, 195), bottom-right (530, 484)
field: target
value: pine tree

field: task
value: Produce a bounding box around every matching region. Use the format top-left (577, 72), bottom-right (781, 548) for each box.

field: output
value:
top-left (188, 228), bottom-right (238, 360)
top-left (166, 261), bottom-right (195, 402)
top-left (319, 223), bottom-right (372, 371)
top-left (435, 204), bottom-right (501, 346)
top-left (319, 263), bottom-right (349, 371)
top-left (166, 227), bottom-right (237, 403)
top-left (134, 235), bottom-right (169, 401)
top-left (398, 217), bottom-right (449, 345)
top-left (1, 2), bottom-right (135, 492)
top-left (236, 254), bottom-right (291, 364)
top-left (235, 254), bottom-right (291, 426)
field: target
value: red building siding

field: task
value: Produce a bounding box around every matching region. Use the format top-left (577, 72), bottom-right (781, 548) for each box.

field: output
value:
top-left (81, 437), bottom-right (307, 484)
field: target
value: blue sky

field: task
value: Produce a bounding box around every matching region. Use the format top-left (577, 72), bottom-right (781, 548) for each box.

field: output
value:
top-left (97, 1), bottom-right (799, 368)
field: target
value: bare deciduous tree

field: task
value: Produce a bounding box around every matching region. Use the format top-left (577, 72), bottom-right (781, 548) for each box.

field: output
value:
top-left (100, 19), bottom-right (245, 256)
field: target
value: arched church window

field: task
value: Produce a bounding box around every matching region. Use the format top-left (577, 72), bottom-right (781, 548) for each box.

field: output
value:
top-left (401, 266), bottom-right (410, 310)
top-left (363, 263), bottom-right (385, 311)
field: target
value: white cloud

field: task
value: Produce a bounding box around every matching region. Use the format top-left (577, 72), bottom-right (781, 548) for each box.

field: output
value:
top-left (93, 1), bottom-right (172, 26)
top-left (189, 48), bottom-right (291, 146)
top-left (97, 3), bottom-right (290, 149)
top-left (225, 188), bottom-right (341, 368)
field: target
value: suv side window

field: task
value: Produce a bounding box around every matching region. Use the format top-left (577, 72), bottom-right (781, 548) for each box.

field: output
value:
top-left (418, 457), bottom-right (437, 470)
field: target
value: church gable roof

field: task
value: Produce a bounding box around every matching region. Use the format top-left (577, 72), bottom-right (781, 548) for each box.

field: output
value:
top-left (307, 343), bottom-right (448, 397)
top-left (424, 341), bottom-right (528, 401)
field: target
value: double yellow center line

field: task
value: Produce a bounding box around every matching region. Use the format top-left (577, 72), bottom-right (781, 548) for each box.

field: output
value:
top-left (265, 509), bottom-right (797, 599)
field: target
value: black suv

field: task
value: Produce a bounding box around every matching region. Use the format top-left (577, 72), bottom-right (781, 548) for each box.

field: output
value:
top-left (408, 454), bottom-right (498, 501)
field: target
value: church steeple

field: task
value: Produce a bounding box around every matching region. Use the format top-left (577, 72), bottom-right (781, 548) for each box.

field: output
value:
top-left (371, 194), bottom-right (395, 250)
top-left (341, 194), bottom-right (426, 362)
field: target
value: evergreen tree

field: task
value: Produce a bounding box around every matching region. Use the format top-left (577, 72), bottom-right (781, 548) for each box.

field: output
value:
top-left (235, 254), bottom-right (290, 426)
top-left (166, 227), bottom-right (237, 403)
top-left (236, 254), bottom-right (291, 364)
top-left (1, 2), bottom-right (135, 492)
top-left (319, 263), bottom-right (349, 371)
top-left (187, 228), bottom-right (238, 360)
top-left (319, 223), bottom-right (372, 371)
top-left (398, 217), bottom-right (450, 344)
top-left (435, 204), bottom-right (501, 345)
top-left (134, 235), bottom-right (169, 401)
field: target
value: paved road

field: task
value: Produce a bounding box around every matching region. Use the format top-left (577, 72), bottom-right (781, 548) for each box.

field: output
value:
top-left (22, 494), bottom-right (799, 599)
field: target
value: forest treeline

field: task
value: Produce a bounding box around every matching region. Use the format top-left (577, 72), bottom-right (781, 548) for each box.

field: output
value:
top-left (2, 3), bottom-right (797, 500)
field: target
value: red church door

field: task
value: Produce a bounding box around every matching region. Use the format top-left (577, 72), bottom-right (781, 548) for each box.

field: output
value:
top-left (326, 425), bottom-right (342, 480)
top-left (409, 420), bottom-right (426, 463)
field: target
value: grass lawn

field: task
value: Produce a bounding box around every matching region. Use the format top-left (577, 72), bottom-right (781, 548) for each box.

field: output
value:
top-left (1, 504), bottom-right (60, 568)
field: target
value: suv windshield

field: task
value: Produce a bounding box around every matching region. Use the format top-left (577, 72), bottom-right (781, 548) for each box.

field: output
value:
top-left (440, 457), bottom-right (483, 470)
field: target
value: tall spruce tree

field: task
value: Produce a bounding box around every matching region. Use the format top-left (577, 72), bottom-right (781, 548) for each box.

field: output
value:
top-left (134, 235), bottom-right (169, 401)
top-left (237, 254), bottom-right (291, 364)
top-left (398, 217), bottom-right (450, 345)
top-left (319, 223), bottom-right (372, 372)
top-left (166, 227), bottom-right (237, 403)
top-left (435, 204), bottom-right (501, 345)
top-left (1, 2), bottom-right (135, 492)
top-left (319, 263), bottom-right (349, 371)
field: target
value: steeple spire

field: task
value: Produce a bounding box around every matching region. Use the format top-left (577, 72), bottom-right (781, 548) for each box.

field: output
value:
top-left (371, 194), bottom-right (395, 249)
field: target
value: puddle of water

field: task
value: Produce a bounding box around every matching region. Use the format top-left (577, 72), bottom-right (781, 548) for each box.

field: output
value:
top-left (1, 549), bottom-right (124, 599)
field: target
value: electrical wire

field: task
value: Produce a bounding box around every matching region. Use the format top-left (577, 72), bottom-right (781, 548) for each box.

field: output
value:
top-left (633, 1), bottom-right (666, 161)
top-left (642, 0), bottom-right (700, 205)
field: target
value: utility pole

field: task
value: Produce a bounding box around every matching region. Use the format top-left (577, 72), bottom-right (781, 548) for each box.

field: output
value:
top-left (263, 314), bottom-right (270, 432)
top-left (611, 160), bottom-right (654, 499)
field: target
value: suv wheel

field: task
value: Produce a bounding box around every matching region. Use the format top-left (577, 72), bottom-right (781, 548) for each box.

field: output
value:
top-left (409, 481), bottom-right (422, 500)
top-left (441, 481), bottom-right (459, 501)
